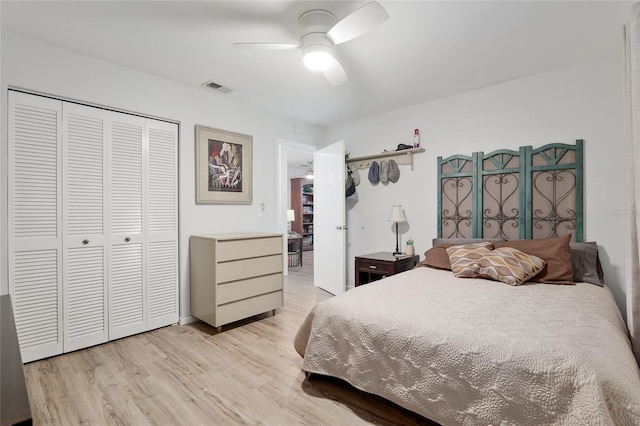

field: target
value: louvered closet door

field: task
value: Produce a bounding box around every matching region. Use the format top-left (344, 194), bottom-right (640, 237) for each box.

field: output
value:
top-left (146, 119), bottom-right (179, 329)
top-left (108, 112), bottom-right (146, 340)
top-left (62, 103), bottom-right (109, 352)
top-left (8, 91), bottom-right (64, 363)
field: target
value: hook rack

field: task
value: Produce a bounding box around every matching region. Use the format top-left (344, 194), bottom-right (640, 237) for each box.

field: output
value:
top-left (346, 148), bottom-right (425, 171)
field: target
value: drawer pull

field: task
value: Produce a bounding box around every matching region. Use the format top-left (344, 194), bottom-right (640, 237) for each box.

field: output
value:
top-left (82, 239), bottom-right (89, 245)
top-left (125, 237), bottom-right (131, 242)
top-left (369, 265), bottom-right (377, 269)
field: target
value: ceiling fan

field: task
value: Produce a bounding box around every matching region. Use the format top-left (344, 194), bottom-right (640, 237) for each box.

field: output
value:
top-left (234, 2), bottom-right (389, 86)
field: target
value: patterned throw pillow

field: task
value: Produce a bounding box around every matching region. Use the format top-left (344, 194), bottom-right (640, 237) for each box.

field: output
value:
top-left (448, 245), bottom-right (546, 286)
top-left (445, 242), bottom-right (494, 276)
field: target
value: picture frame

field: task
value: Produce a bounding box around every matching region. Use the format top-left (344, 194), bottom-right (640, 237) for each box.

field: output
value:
top-left (195, 125), bottom-right (253, 203)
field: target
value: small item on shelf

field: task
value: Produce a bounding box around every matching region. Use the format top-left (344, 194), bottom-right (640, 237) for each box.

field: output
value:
top-left (406, 238), bottom-right (415, 256)
top-left (414, 129), bottom-right (421, 148)
top-left (288, 251), bottom-right (301, 267)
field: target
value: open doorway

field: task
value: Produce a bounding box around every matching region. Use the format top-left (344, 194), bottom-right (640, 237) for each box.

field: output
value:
top-left (277, 140), bottom-right (315, 280)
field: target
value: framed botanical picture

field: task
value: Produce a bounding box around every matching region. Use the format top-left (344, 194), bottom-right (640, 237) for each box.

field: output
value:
top-left (195, 125), bottom-right (253, 203)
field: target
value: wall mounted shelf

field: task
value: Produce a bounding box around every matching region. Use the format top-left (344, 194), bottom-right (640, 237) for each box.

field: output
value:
top-left (346, 147), bottom-right (425, 171)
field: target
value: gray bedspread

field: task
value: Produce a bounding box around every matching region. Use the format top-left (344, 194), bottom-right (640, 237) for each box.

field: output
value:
top-left (294, 267), bottom-right (640, 425)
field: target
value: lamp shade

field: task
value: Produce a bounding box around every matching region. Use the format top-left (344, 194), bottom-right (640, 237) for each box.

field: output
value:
top-left (388, 205), bottom-right (407, 223)
top-left (287, 209), bottom-right (295, 222)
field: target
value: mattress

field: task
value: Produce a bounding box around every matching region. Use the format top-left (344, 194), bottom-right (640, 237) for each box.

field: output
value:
top-left (294, 267), bottom-right (640, 425)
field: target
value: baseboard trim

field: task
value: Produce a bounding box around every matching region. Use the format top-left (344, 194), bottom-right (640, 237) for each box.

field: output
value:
top-left (179, 315), bottom-right (198, 325)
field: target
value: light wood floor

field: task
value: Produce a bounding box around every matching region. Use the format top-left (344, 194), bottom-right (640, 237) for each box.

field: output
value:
top-left (23, 252), bottom-right (435, 425)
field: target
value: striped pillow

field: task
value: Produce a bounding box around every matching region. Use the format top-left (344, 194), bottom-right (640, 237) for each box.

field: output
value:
top-left (448, 245), bottom-right (546, 286)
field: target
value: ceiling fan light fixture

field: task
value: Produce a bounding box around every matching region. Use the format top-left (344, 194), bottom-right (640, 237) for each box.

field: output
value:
top-left (303, 46), bottom-right (334, 71)
top-left (305, 161), bottom-right (314, 179)
top-left (235, 2), bottom-right (389, 85)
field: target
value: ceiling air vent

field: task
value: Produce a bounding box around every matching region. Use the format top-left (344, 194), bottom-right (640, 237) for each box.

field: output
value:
top-left (202, 80), bottom-right (232, 94)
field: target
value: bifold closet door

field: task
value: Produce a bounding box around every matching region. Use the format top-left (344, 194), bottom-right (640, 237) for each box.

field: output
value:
top-left (9, 91), bottom-right (179, 362)
top-left (62, 103), bottom-right (109, 352)
top-left (108, 112), bottom-right (147, 340)
top-left (8, 92), bottom-right (64, 363)
top-left (146, 119), bottom-right (179, 329)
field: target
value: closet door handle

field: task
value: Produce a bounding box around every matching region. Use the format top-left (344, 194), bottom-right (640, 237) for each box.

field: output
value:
top-left (125, 237), bottom-right (131, 243)
top-left (82, 239), bottom-right (89, 245)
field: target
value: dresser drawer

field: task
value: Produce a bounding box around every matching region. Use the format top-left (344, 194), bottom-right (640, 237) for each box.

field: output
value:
top-left (217, 254), bottom-right (282, 283)
top-left (357, 259), bottom-right (391, 274)
top-left (217, 273), bottom-right (283, 305)
top-left (217, 291), bottom-right (283, 326)
top-left (217, 236), bottom-right (282, 262)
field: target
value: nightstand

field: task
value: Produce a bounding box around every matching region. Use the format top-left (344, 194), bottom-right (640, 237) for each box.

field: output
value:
top-left (355, 252), bottom-right (420, 286)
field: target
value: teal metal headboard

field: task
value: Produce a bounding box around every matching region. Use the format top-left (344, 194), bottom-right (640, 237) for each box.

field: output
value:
top-left (437, 140), bottom-right (584, 242)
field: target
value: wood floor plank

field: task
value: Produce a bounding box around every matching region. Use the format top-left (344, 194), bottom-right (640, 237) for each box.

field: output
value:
top-left (23, 254), bottom-right (437, 425)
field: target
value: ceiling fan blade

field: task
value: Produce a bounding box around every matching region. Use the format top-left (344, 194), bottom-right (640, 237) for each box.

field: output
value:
top-left (233, 43), bottom-right (300, 50)
top-left (327, 1), bottom-right (389, 45)
top-left (322, 58), bottom-right (348, 86)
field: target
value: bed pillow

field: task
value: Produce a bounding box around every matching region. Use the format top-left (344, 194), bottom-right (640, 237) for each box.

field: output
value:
top-left (420, 240), bottom-right (495, 270)
top-left (448, 246), bottom-right (546, 286)
top-left (570, 242), bottom-right (605, 286)
top-left (420, 246), bottom-right (453, 270)
top-left (444, 242), bottom-right (494, 275)
top-left (494, 233), bottom-right (574, 284)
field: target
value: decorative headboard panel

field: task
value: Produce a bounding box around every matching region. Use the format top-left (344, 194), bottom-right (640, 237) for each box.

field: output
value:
top-left (438, 140), bottom-right (583, 242)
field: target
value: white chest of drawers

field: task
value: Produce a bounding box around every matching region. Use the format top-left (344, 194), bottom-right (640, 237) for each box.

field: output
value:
top-left (190, 233), bottom-right (284, 332)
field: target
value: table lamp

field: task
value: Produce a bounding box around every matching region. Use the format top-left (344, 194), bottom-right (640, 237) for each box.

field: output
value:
top-left (287, 209), bottom-right (295, 233)
top-left (388, 205), bottom-right (407, 255)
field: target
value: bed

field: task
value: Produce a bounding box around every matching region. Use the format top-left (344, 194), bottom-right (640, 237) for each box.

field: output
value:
top-left (294, 240), bottom-right (640, 424)
top-left (295, 141), bottom-right (640, 424)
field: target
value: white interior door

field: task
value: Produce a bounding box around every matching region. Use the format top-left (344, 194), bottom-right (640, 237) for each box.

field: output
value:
top-left (145, 119), bottom-right (179, 329)
top-left (62, 102), bottom-right (109, 352)
top-left (108, 112), bottom-right (147, 340)
top-left (8, 91), bottom-right (64, 362)
top-left (313, 140), bottom-right (346, 295)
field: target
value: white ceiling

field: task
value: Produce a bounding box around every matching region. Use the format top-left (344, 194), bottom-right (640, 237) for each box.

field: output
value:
top-left (1, 1), bottom-right (632, 128)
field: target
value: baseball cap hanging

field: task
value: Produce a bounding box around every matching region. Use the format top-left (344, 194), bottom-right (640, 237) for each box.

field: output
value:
top-left (380, 160), bottom-right (389, 184)
top-left (347, 163), bottom-right (360, 186)
top-left (368, 161), bottom-right (380, 184)
top-left (345, 173), bottom-right (356, 197)
top-left (388, 159), bottom-right (400, 183)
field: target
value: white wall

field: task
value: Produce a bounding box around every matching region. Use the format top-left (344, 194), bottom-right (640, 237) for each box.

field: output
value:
top-left (328, 56), bottom-right (628, 318)
top-left (1, 32), bottom-right (629, 320)
top-left (0, 32), bottom-right (324, 320)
